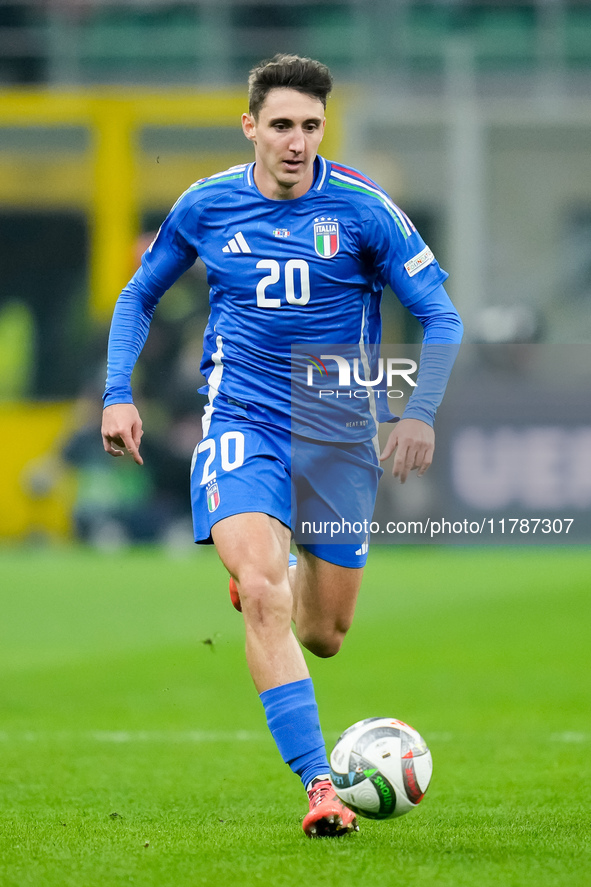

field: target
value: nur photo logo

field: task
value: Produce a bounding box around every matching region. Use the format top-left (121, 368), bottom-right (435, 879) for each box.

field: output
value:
top-left (305, 353), bottom-right (418, 392)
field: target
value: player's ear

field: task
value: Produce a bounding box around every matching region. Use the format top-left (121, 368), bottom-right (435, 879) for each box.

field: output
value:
top-left (242, 113), bottom-right (256, 143)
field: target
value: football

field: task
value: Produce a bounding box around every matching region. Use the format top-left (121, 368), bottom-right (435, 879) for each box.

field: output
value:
top-left (329, 717), bottom-right (433, 819)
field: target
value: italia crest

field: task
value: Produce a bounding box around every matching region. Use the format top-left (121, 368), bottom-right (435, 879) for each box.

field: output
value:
top-left (206, 480), bottom-right (220, 513)
top-left (314, 218), bottom-right (340, 259)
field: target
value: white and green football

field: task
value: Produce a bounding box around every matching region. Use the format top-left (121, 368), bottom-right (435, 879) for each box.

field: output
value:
top-left (329, 717), bottom-right (433, 819)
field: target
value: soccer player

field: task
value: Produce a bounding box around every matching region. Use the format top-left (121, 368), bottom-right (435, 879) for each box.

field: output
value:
top-left (101, 54), bottom-right (463, 837)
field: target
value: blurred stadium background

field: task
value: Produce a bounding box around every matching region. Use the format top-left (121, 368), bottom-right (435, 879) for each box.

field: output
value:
top-left (1, 0), bottom-right (591, 545)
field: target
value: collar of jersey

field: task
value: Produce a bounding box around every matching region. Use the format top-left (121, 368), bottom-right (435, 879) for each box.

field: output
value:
top-left (245, 155), bottom-right (329, 200)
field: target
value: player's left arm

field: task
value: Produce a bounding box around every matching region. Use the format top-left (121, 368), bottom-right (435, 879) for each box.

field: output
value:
top-left (379, 282), bottom-right (463, 480)
top-left (379, 417), bottom-right (434, 483)
top-left (363, 204), bottom-right (463, 480)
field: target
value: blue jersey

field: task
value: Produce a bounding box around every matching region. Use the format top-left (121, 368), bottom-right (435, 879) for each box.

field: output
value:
top-left (104, 156), bottom-right (462, 439)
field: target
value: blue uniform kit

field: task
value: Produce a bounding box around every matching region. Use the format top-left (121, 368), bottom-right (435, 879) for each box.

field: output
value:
top-left (104, 156), bottom-right (463, 563)
top-left (101, 56), bottom-right (467, 840)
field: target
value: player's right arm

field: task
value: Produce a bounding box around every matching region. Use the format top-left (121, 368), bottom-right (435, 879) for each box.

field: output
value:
top-left (101, 402), bottom-right (144, 465)
top-left (102, 194), bottom-right (199, 463)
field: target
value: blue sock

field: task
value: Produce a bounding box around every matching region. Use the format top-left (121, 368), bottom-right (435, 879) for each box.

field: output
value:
top-left (259, 678), bottom-right (330, 789)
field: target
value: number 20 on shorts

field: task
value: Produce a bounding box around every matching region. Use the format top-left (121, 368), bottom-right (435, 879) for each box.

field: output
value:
top-left (193, 431), bottom-right (245, 485)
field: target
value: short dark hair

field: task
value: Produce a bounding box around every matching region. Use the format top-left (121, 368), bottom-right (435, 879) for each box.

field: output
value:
top-left (248, 54), bottom-right (333, 119)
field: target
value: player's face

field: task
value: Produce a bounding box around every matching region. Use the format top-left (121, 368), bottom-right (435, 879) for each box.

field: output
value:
top-left (242, 88), bottom-right (326, 200)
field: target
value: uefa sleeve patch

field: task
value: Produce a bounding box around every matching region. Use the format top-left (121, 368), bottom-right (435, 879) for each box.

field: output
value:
top-left (404, 246), bottom-right (434, 278)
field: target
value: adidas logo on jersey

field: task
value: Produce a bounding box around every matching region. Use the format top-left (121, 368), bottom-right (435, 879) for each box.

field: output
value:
top-left (355, 538), bottom-right (369, 556)
top-left (222, 232), bottom-right (251, 254)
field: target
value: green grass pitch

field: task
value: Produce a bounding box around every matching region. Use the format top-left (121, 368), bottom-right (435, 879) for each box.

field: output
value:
top-left (0, 544), bottom-right (589, 886)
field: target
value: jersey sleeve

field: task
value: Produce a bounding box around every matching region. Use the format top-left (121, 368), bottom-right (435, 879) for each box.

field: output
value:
top-left (103, 195), bottom-right (198, 407)
top-left (402, 338), bottom-right (461, 425)
top-left (361, 200), bottom-right (450, 311)
top-left (361, 200), bottom-right (463, 425)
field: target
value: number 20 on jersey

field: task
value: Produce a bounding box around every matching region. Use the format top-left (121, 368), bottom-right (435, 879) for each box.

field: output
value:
top-left (256, 259), bottom-right (310, 307)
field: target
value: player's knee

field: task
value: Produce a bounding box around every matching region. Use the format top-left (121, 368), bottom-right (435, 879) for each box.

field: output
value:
top-left (299, 625), bottom-right (346, 658)
top-left (238, 574), bottom-right (292, 622)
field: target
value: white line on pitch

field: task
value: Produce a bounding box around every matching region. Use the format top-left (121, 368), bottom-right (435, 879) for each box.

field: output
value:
top-left (0, 730), bottom-right (268, 743)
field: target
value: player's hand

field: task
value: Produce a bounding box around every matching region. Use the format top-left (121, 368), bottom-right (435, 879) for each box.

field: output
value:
top-left (101, 403), bottom-right (144, 465)
top-left (379, 418), bottom-right (434, 483)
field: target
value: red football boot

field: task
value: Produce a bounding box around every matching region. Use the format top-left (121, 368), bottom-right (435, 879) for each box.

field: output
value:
top-left (302, 777), bottom-right (359, 838)
top-left (228, 576), bottom-right (242, 612)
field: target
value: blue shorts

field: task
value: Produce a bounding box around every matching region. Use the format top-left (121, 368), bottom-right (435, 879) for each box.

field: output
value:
top-left (190, 408), bottom-right (382, 568)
